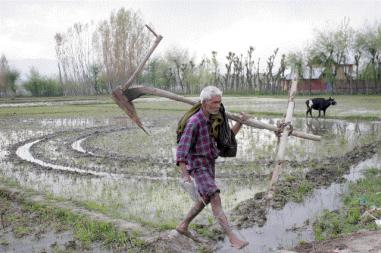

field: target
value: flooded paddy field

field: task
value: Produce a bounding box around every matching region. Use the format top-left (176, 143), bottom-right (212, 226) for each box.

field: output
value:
top-left (0, 95), bottom-right (381, 252)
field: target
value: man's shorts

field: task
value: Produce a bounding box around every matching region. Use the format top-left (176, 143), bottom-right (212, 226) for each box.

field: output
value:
top-left (189, 165), bottom-right (220, 200)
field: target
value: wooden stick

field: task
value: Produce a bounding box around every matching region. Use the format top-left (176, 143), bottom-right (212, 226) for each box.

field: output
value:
top-left (120, 25), bottom-right (163, 92)
top-left (265, 73), bottom-right (299, 202)
top-left (127, 86), bottom-right (321, 141)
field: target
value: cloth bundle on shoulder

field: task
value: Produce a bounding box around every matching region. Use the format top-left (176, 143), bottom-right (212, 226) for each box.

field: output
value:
top-left (176, 102), bottom-right (237, 157)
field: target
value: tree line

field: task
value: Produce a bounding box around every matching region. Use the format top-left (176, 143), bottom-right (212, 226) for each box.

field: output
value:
top-left (1, 9), bottom-right (380, 97)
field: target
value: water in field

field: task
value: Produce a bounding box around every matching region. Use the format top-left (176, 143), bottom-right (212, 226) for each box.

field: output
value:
top-left (1, 97), bottom-right (381, 251)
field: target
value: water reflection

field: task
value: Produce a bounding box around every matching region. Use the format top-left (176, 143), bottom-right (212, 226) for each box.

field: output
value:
top-left (217, 154), bottom-right (381, 253)
top-left (235, 117), bottom-right (381, 162)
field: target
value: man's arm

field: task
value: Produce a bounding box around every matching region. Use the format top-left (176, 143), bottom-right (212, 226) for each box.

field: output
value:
top-left (231, 112), bottom-right (250, 135)
top-left (176, 121), bottom-right (197, 181)
top-left (178, 162), bottom-right (191, 182)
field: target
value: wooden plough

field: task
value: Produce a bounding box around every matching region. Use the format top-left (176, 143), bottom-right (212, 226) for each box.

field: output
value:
top-left (111, 25), bottom-right (321, 205)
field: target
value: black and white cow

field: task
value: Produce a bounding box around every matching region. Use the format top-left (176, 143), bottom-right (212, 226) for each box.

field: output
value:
top-left (306, 97), bottom-right (337, 118)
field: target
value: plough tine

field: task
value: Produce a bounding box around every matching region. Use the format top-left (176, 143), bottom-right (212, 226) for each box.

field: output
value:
top-left (112, 87), bottom-right (149, 135)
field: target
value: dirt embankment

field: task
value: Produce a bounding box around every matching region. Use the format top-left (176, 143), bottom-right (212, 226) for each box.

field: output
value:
top-left (293, 230), bottom-right (381, 253)
top-left (231, 140), bottom-right (381, 229)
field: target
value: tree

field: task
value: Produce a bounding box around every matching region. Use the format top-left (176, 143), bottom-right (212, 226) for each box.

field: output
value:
top-left (0, 54), bottom-right (20, 97)
top-left (54, 33), bottom-right (64, 90)
top-left (245, 46), bottom-right (255, 92)
top-left (23, 68), bottom-right (62, 97)
top-left (304, 45), bottom-right (322, 95)
top-left (311, 18), bottom-right (354, 94)
top-left (223, 52), bottom-right (235, 92)
top-left (286, 50), bottom-right (304, 92)
top-left (164, 47), bottom-right (191, 92)
top-left (265, 48), bottom-right (279, 94)
top-left (211, 51), bottom-right (220, 86)
top-left (93, 8), bottom-right (151, 92)
top-left (54, 22), bottom-right (96, 95)
top-left (0, 55), bottom-right (9, 96)
top-left (275, 53), bottom-right (286, 94)
top-left (355, 22), bottom-right (381, 93)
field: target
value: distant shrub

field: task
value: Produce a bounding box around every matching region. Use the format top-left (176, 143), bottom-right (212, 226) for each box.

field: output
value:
top-left (23, 70), bottom-right (62, 97)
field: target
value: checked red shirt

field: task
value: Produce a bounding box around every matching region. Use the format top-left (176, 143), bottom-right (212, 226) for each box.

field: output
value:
top-left (176, 109), bottom-right (219, 169)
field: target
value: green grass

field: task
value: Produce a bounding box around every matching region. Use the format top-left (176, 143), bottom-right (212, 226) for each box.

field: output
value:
top-left (313, 168), bottom-right (381, 241)
top-left (0, 239), bottom-right (9, 246)
top-left (27, 202), bottom-right (149, 250)
top-left (0, 95), bottom-right (110, 103)
top-left (1, 95), bottom-right (380, 120)
top-left (0, 176), bottom-right (151, 251)
top-left (0, 103), bottom-right (118, 117)
top-left (13, 226), bottom-right (33, 238)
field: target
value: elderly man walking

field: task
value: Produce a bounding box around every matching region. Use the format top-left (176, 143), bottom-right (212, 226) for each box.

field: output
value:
top-left (176, 86), bottom-right (249, 250)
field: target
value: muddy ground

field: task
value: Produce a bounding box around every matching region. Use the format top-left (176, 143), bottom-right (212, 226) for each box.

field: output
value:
top-left (293, 230), bottom-right (381, 253)
top-left (3, 137), bottom-right (380, 252)
top-left (231, 140), bottom-right (381, 229)
top-left (1, 97), bottom-right (381, 252)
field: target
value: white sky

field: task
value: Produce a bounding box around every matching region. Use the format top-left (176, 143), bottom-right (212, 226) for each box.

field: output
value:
top-left (1, 0), bottom-right (381, 76)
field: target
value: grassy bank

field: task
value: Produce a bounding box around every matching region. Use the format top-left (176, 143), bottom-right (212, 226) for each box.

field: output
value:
top-left (0, 177), bottom-right (152, 252)
top-left (313, 168), bottom-right (381, 241)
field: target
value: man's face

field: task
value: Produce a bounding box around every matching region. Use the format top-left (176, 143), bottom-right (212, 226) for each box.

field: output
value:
top-left (204, 95), bottom-right (221, 115)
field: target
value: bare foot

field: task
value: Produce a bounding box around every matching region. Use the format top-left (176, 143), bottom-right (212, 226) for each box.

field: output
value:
top-left (176, 225), bottom-right (203, 243)
top-left (176, 223), bottom-right (188, 234)
top-left (230, 236), bottom-right (249, 250)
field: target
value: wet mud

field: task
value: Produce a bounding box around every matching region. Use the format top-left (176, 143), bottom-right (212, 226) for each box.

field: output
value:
top-left (0, 187), bottom-right (113, 253)
top-left (1, 111), bottom-right (381, 252)
top-left (230, 140), bottom-right (381, 229)
top-left (293, 230), bottom-right (381, 253)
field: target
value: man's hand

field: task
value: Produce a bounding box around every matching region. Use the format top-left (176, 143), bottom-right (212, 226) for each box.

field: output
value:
top-left (179, 162), bottom-right (191, 182)
top-left (238, 112), bottom-right (250, 122)
top-left (232, 112), bottom-right (250, 135)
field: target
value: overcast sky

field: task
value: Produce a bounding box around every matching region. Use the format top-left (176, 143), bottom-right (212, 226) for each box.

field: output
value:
top-left (1, 0), bottom-right (381, 77)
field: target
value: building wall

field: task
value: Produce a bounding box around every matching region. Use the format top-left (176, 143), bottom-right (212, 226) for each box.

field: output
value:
top-left (282, 79), bottom-right (380, 94)
top-left (298, 80), bottom-right (326, 92)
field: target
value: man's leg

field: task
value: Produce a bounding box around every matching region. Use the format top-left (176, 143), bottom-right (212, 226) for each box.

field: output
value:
top-left (176, 198), bottom-right (207, 233)
top-left (210, 193), bottom-right (249, 249)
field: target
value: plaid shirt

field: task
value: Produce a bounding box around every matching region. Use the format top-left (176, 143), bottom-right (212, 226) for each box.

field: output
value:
top-left (176, 109), bottom-right (219, 168)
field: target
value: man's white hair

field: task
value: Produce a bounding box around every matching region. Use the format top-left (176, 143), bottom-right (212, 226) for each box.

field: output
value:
top-left (200, 86), bottom-right (222, 103)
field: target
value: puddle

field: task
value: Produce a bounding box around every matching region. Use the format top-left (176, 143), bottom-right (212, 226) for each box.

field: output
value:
top-left (217, 154), bottom-right (381, 252)
top-left (0, 224), bottom-right (111, 253)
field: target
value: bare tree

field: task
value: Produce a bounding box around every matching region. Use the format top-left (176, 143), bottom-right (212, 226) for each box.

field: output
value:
top-left (265, 48), bottom-right (279, 94)
top-left (93, 8), bottom-right (151, 92)
top-left (211, 51), bottom-right (220, 86)
top-left (245, 46), bottom-right (255, 92)
top-left (223, 52), bottom-right (234, 92)
top-left (164, 47), bottom-right (190, 92)
top-left (55, 22), bottom-right (96, 95)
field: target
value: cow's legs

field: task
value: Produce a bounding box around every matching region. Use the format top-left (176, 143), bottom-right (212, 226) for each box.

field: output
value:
top-left (306, 108), bottom-right (312, 117)
top-left (318, 110), bottom-right (321, 117)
